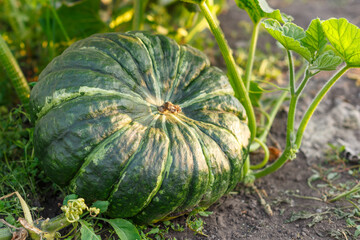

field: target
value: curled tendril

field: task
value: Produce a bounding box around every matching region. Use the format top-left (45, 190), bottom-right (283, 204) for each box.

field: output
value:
top-left (61, 198), bottom-right (100, 223)
top-left (89, 207), bottom-right (101, 217)
top-left (289, 148), bottom-right (298, 160)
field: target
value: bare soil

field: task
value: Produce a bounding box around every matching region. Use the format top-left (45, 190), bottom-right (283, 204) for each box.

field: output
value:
top-left (163, 0), bottom-right (360, 239)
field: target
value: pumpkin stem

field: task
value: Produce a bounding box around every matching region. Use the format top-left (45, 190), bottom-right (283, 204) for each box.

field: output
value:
top-left (158, 102), bottom-right (182, 114)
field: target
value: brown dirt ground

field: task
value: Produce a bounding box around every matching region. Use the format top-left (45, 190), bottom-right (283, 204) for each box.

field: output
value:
top-left (161, 0), bottom-right (360, 239)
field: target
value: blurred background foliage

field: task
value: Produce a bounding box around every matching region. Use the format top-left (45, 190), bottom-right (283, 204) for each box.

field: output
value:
top-left (0, 0), bottom-right (227, 108)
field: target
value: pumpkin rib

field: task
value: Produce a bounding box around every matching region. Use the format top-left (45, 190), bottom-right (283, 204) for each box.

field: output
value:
top-left (34, 95), bottom-right (138, 149)
top-left (131, 116), bottom-right (185, 224)
top-left (164, 45), bottom-right (183, 102)
top-left (182, 95), bottom-right (247, 122)
top-left (177, 113), bottom-right (243, 146)
top-left (34, 86), bottom-right (151, 123)
top-left (174, 117), bottom-right (218, 206)
top-left (130, 32), bottom-right (163, 103)
top-left (181, 116), bottom-right (244, 193)
top-left (35, 94), bottom-right (156, 186)
top-left (68, 121), bottom-right (148, 199)
top-left (183, 120), bottom-right (231, 207)
top-left (70, 37), bottom-right (155, 102)
top-left (94, 33), bottom-right (160, 104)
top-left (37, 106), bottom-right (134, 186)
top-left (137, 33), bottom-right (182, 100)
top-left (167, 115), bottom-right (210, 213)
top-left (106, 116), bottom-right (172, 218)
top-left (182, 110), bottom-right (249, 146)
top-left (178, 89), bottom-right (233, 109)
top-left (32, 67), bottom-right (144, 100)
top-left (176, 67), bottom-right (234, 106)
top-left (167, 45), bottom-right (209, 104)
top-left (106, 127), bottom-right (152, 217)
top-left (132, 118), bottom-right (195, 224)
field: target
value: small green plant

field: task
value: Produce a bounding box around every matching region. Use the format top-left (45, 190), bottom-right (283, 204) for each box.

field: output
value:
top-left (181, 0), bottom-right (360, 182)
top-left (138, 220), bottom-right (184, 240)
top-left (186, 209), bottom-right (212, 237)
top-left (0, 193), bottom-right (141, 240)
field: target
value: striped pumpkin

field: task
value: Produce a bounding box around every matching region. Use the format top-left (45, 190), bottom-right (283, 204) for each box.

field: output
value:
top-left (29, 32), bottom-right (250, 224)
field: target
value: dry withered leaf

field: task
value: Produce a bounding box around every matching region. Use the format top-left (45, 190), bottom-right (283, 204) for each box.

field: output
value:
top-left (269, 146), bottom-right (282, 162)
top-left (11, 228), bottom-right (28, 240)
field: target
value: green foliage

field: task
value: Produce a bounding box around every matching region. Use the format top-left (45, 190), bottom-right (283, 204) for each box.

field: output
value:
top-left (309, 51), bottom-right (342, 71)
top-left (63, 194), bottom-right (79, 206)
top-left (0, 107), bottom-right (39, 198)
top-left (322, 18), bottom-right (360, 66)
top-left (99, 218), bottom-right (141, 240)
top-left (185, 209), bottom-right (212, 236)
top-left (79, 220), bottom-right (101, 240)
top-left (234, 0), bottom-right (284, 24)
top-left (262, 19), bottom-right (311, 61)
top-left (48, 0), bottom-right (107, 41)
top-left (139, 220), bottom-right (185, 240)
top-left (301, 18), bottom-right (327, 59)
top-left (91, 201), bottom-right (109, 214)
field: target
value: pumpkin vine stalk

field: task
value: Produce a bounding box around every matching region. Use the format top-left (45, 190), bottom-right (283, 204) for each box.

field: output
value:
top-left (196, 0), bottom-right (257, 142)
top-left (244, 21), bottom-right (260, 91)
top-left (0, 198), bottom-right (101, 240)
top-left (0, 34), bottom-right (30, 105)
top-left (295, 65), bottom-right (350, 147)
top-left (254, 63), bottom-right (350, 178)
top-left (132, 0), bottom-right (147, 30)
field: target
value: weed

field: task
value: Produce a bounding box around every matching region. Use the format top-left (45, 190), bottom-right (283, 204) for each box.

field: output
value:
top-left (139, 220), bottom-right (184, 240)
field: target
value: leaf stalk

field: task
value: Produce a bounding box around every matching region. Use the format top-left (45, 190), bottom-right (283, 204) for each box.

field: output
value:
top-left (198, 1), bottom-right (256, 142)
top-left (244, 21), bottom-right (260, 91)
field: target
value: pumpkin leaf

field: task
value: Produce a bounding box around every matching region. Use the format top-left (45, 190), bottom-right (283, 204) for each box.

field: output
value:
top-left (263, 19), bottom-right (311, 61)
top-left (52, 0), bottom-right (107, 41)
top-left (234, 0), bottom-right (284, 24)
top-left (62, 194), bottom-right (78, 206)
top-left (322, 18), bottom-right (360, 66)
top-left (79, 220), bottom-right (101, 240)
top-left (309, 50), bottom-right (342, 71)
top-left (91, 200), bottom-right (109, 213)
top-left (301, 18), bottom-right (328, 58)
top-left (99, 218), bottom-right (141, 240)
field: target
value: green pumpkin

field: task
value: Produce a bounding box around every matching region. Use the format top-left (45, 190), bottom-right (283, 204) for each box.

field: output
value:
top-left (29, 32), bottom-right (250, 224)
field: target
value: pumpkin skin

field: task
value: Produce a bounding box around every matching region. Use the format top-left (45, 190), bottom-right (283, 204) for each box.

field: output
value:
top-left (29, 32), bottom-right (250, 224)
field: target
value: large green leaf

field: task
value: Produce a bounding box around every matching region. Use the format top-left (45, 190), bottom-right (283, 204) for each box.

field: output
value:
top-left (309, 50), bottom-right (342, 71)
top-left (53, 0), bottom-right (106, 40)
top-left (62, 194), bottom-right (78, 206)
top-left (322, 18), bottom-right (360, 66)
top-left (235, 0), bottom-right (284, 24)
top-left (263, 19), bottom-right (311, 61)
top-left (99, 218), bottom-right (141, 240)
top-left (301, 18), bottom-right (327, 58)
top-left (79, 220), bottom-right (101, 240)
top-left (91, 200), bottom-right (109, 213)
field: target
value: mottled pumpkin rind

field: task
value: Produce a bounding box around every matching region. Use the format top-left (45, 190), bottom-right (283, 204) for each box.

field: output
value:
top-left (29, 31), bottom-right (250, 224)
